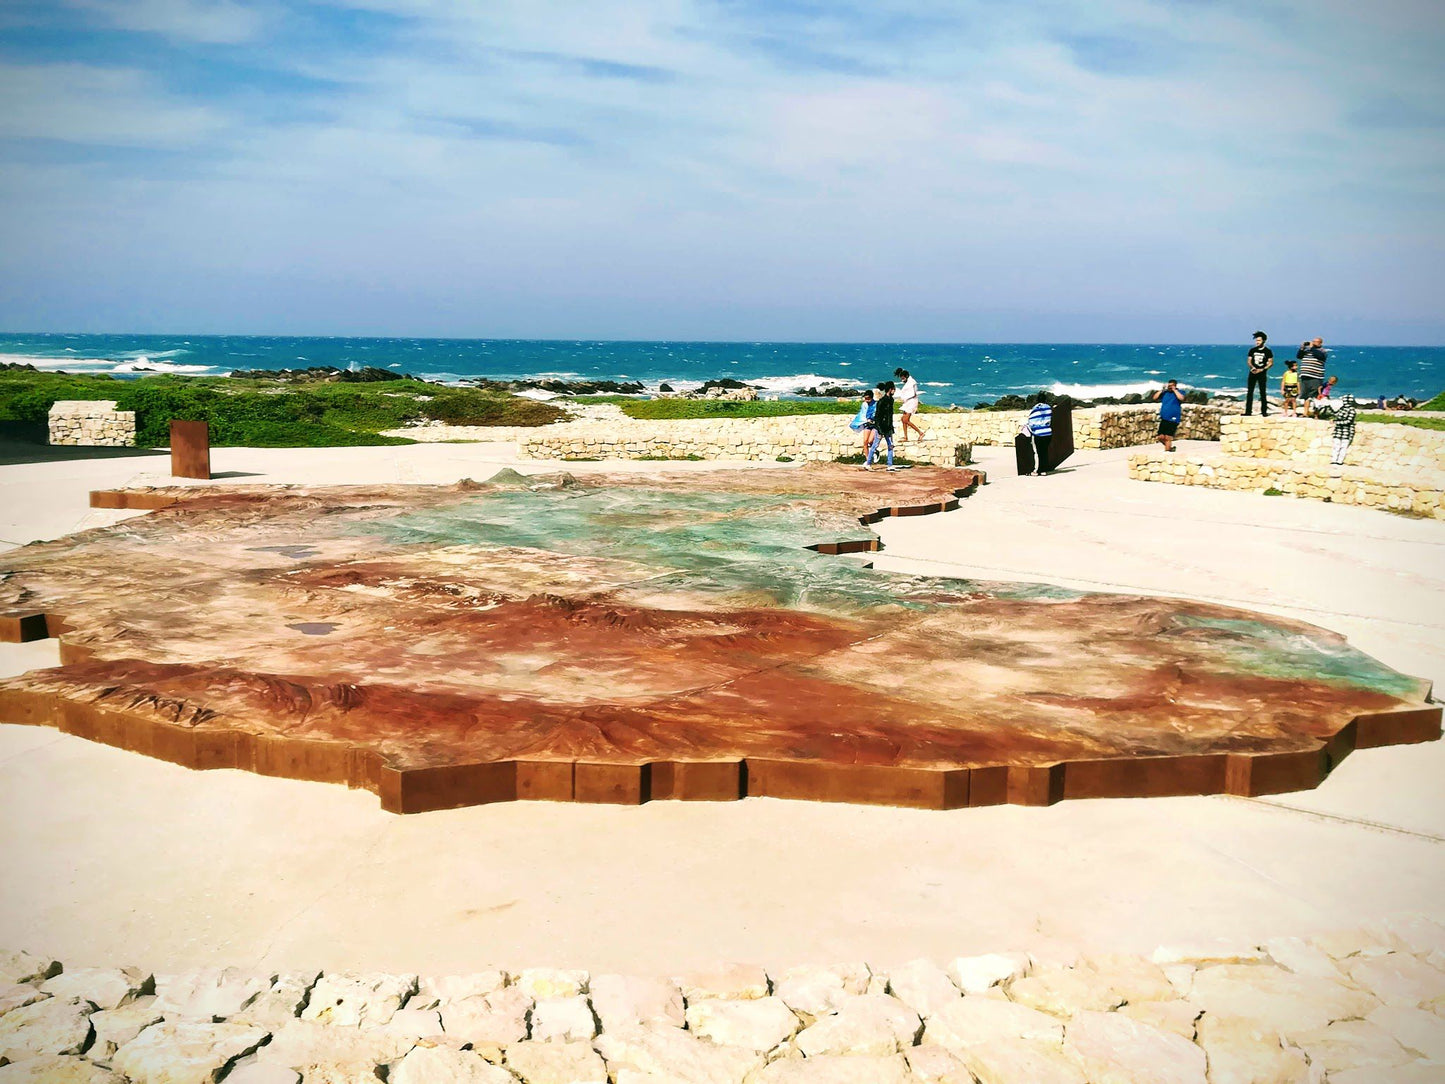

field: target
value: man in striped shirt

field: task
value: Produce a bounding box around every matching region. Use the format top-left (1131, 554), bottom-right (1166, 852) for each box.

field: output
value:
top-left (1296, 336), bottom-right (1328, 412)
top-left (1026, 393), bottom-right (1053, 475)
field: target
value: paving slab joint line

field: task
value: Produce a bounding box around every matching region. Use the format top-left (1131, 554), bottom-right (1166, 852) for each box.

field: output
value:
top-left (1224, 794), bottom-right (1445, 843)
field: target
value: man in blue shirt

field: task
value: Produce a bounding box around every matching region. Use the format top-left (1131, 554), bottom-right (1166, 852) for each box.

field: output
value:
top-left (1151, 379), bottom-right (1185, 452)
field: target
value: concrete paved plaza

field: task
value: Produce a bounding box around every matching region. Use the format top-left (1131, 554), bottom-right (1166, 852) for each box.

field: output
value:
top-left (1, 439), bottom-right (1442, 976)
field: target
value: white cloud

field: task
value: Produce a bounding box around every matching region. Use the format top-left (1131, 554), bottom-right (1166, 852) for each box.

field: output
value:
top-left (0, 61), bottom-right (221, 145)
top-left (68, 0), bottom-right (267, 44)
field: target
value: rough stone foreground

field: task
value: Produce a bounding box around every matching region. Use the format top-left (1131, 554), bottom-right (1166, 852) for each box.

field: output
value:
top-left (3, 922), bottom-right (1444, 1082)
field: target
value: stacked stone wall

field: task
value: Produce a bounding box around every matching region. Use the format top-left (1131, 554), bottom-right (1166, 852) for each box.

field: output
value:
top-left (515, 406), bottom-right (1221, 463)
top-left (1128, 452), bottom-right (1445, 519)
top-left (47, 401), bottom-right (137, 447)
top-left (1221, 416), bottom-right (1445, 473)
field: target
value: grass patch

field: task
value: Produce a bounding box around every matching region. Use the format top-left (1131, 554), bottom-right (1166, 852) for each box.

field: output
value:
top-left (1359, 413), bottom-right (1445, 432)
top-left (775, 454), bottom-right (794, 462)
top-left (0, 370), bottom-right (563, 447)
top-left (834, 453), bottom-right (923, 467)
top-left (1419, 390), bottom-right (1445, 411)
top-left (1263, 487), bottom-right (1285, 496)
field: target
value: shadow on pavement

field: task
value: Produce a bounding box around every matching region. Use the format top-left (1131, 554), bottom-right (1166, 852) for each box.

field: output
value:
top-left (0, 422), bottom-right (168, 467)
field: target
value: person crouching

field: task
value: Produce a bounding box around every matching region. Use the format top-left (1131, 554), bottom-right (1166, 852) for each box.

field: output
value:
top-left (1331, 394), bottom-right (1357, 466)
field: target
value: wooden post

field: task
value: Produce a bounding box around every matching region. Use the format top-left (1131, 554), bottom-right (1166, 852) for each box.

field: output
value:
top-left (170, 420), bottom-right (211, 479)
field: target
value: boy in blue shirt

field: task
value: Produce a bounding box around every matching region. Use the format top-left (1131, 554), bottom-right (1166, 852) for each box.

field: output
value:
top-left (1151, 379), bottom-right (1186, 452)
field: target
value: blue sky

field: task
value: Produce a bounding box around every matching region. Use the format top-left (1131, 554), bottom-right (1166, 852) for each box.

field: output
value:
top-left (0, 0), bottom-right (1442, 343)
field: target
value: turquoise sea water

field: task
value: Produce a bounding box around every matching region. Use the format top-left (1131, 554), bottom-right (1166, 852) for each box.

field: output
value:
top-left (1, 333), bottom-right (1441, 404)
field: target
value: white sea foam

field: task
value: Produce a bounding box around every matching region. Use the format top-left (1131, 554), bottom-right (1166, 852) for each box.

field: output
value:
top-left (516, 388), bottom-right (562, 401)
top-left (112, 358), bottom-right (213, 374)
top-left (1049, 380), bottom-right (1172, 398)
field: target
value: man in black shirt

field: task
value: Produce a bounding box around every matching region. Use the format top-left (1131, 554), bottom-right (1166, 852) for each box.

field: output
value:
top-left (1245, 331), bottom-right (1273, 416)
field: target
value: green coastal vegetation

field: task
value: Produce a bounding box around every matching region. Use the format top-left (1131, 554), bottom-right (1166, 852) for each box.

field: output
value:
top-left (0, 368), bottom-right (562, 447)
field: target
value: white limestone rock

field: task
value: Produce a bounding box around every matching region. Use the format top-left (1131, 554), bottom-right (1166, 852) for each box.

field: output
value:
top-left (794, 993), bottom-right (920, 1058)
top-left (1309, 928), bottom-right (1397, 960)
top-left (411, 972), bottom-right (509, 1009)
top-left (1193, 1013), bottom-right (1311, 1084)
top-left (0, 953), bottom-right (60, 987)
top-left (1063, 1009), bottom-right (1206, 1084)
top-left (300, 971), bottom-right (417, 1028)
top-left (952, 1036), bottom-right (1086, 1084)
top-left (945, 954), bottom-right (1028, 995)
top-left (254, 1019), bottom-right (416, 1075)
top-left (686, 996), bottom-right (798, 1052)
top-left (517, 969), bottom-right (589, 1000)
top-left (1152, 941), bottom-right (1268, 967)
top-left (505, 1039), bottom-right (610, 1083)
top-left (112, 1020), bottom-right (268, 1084)
top-left (0, 985), bottom-right (46, 1017)
top-left (905, 1044), bottom-right (977, 1084)
top-left (440, 986), bottom-right (534, 1047)
top-left (1082, 954), bottom-right (1178, 1003)
top-left (1264, 937), bottom-right (1347, 982)
top-left (589, 974), bottom-right (684, 1031)
top-left (772, 965), bottom-right (870, 1022)
top-left (88, 996), bottom-right (163, 1061)
top-left (1326, 1065), bottom-right (1445, 1084)
top-left (744, 1052), bottom-right (917, 1083)
top-left (679, 964), bottom-right (770, 1002)
top-left (1007, 964), bottom-right (1124, 1017)
top-left (922, 995), bottom-right (1063, 1050)
top-left (1293, 1018), bottom-right (1412, 1074)
top-left (531, 995), bottom-right (598, 1043)
top-left (887, 959), bottom-right (962, 1020)
top-left (219, 1064), bottom-right (301, 1084)
top-left (153, 968), bottom-right (271, 1020)
top-left (1379, 915), bottom-right (1445, 958)
top-left (1188, 964), bottom-right (1379, 1036)
top-left (230, 971), bottom-right (319, 1029)
top-left (39, 969), bottom-right (147, 1013)
top-left (374, 1007), bottom-right (446, 1039)
top-left (1369, 1005), bottom-right (1445, 1061)
top-left (0, 998), bottom-right (94, 1061)
top-left (0, 1056), bottom-right (122, 1083)
top-left (1346, 953), bottom-right (1445, 1007)
top-left (387, 1044), bottom-right (517, 1084)
top-left (1118, 998), bottom-right (1200, 1041)
top-left (597, 1022), bottom-right (763, 1084)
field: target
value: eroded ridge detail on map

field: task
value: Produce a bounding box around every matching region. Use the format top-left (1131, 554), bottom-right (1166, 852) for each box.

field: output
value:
top-left (0, 465), bottom-right (1436, 812)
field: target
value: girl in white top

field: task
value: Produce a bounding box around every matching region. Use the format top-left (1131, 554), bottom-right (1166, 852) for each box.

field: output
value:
top-left (893, 367), bottom-right (925, 442)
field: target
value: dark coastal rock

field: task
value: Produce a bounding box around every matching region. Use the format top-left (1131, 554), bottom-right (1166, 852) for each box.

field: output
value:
top-left (228, 365), bottom-right (406, 383)
top-left (461, 377), bottom-right (645, 395)
top-left (798, 384), bottom-right (862, 398)
top-left (0, 362), bottom-right (40, 373)
top-left (700, 378), bottom-right (758, 391)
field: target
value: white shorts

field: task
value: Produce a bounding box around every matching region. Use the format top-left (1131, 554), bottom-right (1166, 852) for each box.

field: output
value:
top-left (901, 399), bottom-right (919, 414)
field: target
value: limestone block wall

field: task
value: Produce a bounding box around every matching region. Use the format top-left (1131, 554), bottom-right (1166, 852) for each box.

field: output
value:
top-left (1128, 451), bottom-right (1445, 520)
top-left (518, 406), bottom-right (1222, 463)
top-left (1221, 416), bottom-right (1445, 472)
top-left (47, 400), bottom-right (136, 447)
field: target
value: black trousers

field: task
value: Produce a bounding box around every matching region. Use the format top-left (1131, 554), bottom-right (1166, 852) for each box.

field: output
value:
top-left (1246, 370), bottom-right (1269, 416)
top-left (1033, 434), bottom-right (1052, 473)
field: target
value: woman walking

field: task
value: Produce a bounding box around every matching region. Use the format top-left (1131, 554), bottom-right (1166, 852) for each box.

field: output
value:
top-left (865, 382), bottom-right (897, 471)
top-left (894, 368), bottom-right (925, 443)
top-left (849, 389), bottom-right (876, 461)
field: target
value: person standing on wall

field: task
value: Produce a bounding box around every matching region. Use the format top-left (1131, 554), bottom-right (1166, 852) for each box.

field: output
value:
top-left (1296, 336), bottom-right (1328, 416)
top-left (1026, 392), bottom-right (1053, 475)
top-left (1245, 331), bottom-right (1273, 416)
top-left (1151, 379), bottom-right (1186, 452)
top-left (894, 368), bottom-right (926, 443)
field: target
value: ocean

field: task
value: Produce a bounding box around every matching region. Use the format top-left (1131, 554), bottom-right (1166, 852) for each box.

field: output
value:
top-left (2, 333), bottom-right (1441, 405)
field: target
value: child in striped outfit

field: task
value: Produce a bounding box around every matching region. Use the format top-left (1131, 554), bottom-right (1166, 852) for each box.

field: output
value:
top-left (1026, 393), bottom-right (1053, 475)
top-left (1330, 394), bottom-right (1357, 465)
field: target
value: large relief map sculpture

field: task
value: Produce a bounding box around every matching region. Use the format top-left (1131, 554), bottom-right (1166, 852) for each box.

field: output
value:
top-left (0, 465), bottom-right (1437, 813)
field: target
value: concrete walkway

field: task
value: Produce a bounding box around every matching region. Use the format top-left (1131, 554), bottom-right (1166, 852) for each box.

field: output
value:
top-left (1, 441), bottom-right (1442, 977)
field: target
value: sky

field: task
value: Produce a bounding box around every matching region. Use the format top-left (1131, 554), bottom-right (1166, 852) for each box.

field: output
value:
top-left (0, 0), bottom-right (1442, 343)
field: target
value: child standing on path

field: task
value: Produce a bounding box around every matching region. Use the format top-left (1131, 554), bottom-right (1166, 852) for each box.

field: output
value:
top-left (1151, 379), bottom-right (1186, 452)
top-left (894, 368), bottom-right (925, 443)
top-left (865, 382), bottom-right (897, 471)
top-left (1331, 394), bottom-right (1358, 465)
